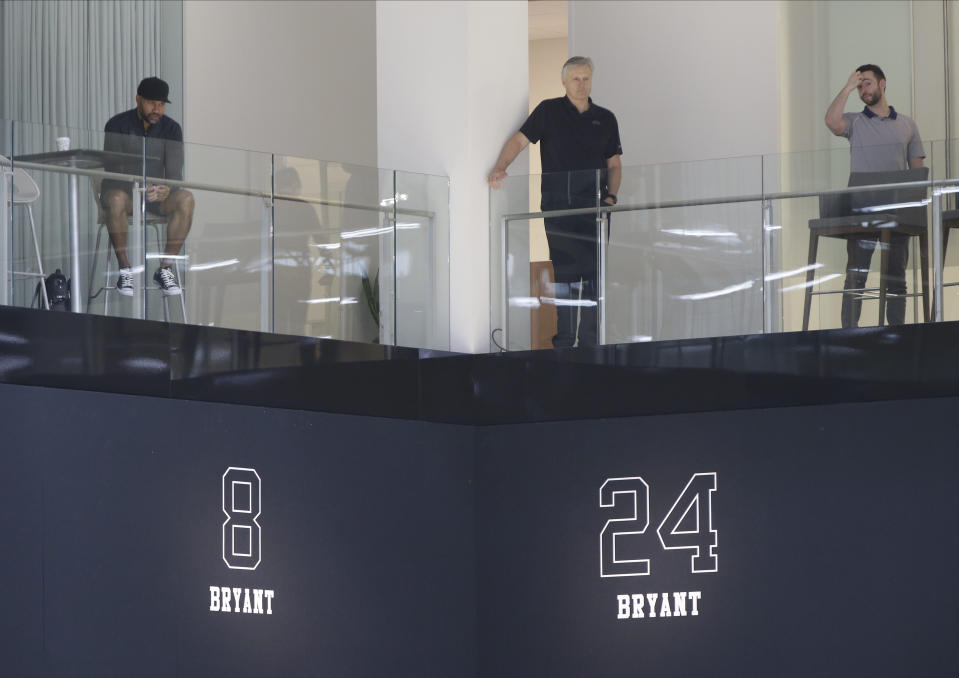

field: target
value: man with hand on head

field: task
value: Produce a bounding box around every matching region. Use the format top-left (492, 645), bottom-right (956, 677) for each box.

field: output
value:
top-left (825, 64), bottom-right (925, 327)
top-left (489, 56), bottom-right (622, 348)
top-left (102, 76), bottom-right (194, 297)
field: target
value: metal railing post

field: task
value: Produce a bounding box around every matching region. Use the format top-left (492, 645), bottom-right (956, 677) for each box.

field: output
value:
top-left (502, 216), bottom-right (509, 350)
top-left (933, 185), bottom-right (944, 321)
top-left (0, 161), bottom-right (10, 306)
top-left (598, 208), bottom-right (607, 346)
top-left (391, 170), bottom-right (398, 346)
top-left (762, 199), bottom-right (777, 333)
top-left (596, 169), bottom-right (606, 345)
top-left (131, 181), bottom-right (144, 319)
top-left (261, 154), bottom-right (274, 333)
top-left (69, 171), bottom-right (82, 313)
top-left (260, 198), bottom-right (273, 333)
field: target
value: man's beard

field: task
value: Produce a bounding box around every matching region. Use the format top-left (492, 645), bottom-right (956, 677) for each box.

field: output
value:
top-left (861, 91), bottom-right (880, 106)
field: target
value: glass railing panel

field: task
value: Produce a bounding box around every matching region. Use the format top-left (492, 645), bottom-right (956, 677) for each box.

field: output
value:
top-left (500, 215), bottom-right (537, 352)
top-left (765, 144), bottom-right (932, 332)
top-left (929, 139), bottom-right (959, 322)
top-left (529, 167), bottom-right (606, 349)
top-left (8, 121), bottom-right (139, 314)
top-left (492, 159), bottom-right (766, 351)
top-left (272, 156), bottom-right (391, 343)
top-left (168, 139), bottom-right (273, 331)
top-left (607, 156), bottom-right (765, 344)
top-left (489, 169), bottom-right (537, 352)
top-left (763, 146), bottom-right (851, 333)
top-left (1, 119), bottom-right (11, 307)
top-left (393, 170), bottom-right (450, 350)
top-left (3, 117), bottom-right (450, 349)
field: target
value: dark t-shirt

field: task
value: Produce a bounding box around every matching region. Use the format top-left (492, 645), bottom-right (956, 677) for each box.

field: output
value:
top-left (520, 96), bottom-right (622, 206)
top-left (102, 108), bottom-right (184, 195)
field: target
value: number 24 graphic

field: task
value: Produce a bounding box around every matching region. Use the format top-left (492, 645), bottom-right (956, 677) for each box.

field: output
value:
top-left (600, 473), bottom-right (717, 577)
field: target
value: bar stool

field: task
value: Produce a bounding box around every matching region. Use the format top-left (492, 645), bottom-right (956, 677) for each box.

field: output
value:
top-left (941, 211), bottom-right (959, 252)
top-left (86, 179), bottom-right (188, 321)
top-left (802, 167), bottom-right (930, 329)
top-left (1, 155), bottom-right (49, 309)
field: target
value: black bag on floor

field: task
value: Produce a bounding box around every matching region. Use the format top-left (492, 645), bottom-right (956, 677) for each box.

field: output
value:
top-left (42, 268), bottom-right (71, 311)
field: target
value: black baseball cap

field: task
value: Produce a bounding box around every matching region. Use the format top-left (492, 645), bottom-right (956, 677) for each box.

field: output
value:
top-left (137, 77), bottom-right (171, 103)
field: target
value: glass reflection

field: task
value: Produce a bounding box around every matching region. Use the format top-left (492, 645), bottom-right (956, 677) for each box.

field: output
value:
top-left (2, 118), bottom-right (449, 350)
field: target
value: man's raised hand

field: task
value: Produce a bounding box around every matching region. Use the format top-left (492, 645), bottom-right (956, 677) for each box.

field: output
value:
top-left (845, 69), bottom-right (862, 93)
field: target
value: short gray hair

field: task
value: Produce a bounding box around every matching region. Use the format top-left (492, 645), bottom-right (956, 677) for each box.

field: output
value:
top-left (561, 56), bottom-right (594, 80)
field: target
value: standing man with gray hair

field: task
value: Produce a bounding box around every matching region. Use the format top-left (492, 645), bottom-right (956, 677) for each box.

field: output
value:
top-left (489, 56), bottom-right (623, 348)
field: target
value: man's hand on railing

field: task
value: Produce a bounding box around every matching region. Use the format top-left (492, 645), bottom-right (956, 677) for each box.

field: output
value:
top-left (488, 169), bottom-right (508, 190)
top-left (488, 132), bottom-right (530, 190)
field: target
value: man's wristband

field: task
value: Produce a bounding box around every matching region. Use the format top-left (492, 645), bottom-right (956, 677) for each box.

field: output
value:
top-left (605, 194), bottom-right (617, 205)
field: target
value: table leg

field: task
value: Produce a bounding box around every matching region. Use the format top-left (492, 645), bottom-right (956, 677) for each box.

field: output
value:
top-left (69, 173), bottom-right (82, 313)
top-left (132, 183), bottom-right (144, 319)
top-left (0, 166), bottom-right (9, 307)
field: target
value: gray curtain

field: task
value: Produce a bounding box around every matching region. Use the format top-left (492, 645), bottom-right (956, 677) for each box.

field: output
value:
top-left (0, 0), bottom-right (167, 305)
top-left (1, 0), bottom-right (162, 134)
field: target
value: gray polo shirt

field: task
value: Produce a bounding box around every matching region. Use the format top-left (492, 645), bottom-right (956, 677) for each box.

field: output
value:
top-left (842, 106), bottom-right (924, 172)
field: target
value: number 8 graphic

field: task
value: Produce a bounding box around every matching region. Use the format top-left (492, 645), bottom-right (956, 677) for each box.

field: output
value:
top-left (222, 467), bottom-right (261, 570)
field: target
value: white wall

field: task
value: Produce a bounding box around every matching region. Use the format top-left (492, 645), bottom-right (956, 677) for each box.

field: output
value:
top-left (182, 0), bottom-right (376, 165)
top-left (159, 0), bottom-right (184, 126)
top-left (570, 0), bottom-right (781, 167)
top-left (567, 1), bottom-right (778, 342)
top-left (778, 0), bottom-right (915, 158)
top-left (179, 1), bottom-right (379, 338)
top-left (377, 0), bottom-right (528, 353)
top-left (528, 37), bottom-right (569, 177)
top-left (528, 37), bottom-right (567, 262)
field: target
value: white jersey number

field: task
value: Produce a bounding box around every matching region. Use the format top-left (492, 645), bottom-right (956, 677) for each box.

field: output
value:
top-left (656, 473), bottom-right (718, 573)
top-left (599, 477), bottom-right (651, 577)
top-left (600, 473), bottom-right (717, 577)
top-left (222, 467), bottom-right (262, 570)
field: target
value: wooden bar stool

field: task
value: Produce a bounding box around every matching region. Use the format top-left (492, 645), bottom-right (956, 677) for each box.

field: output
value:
top-left (802, 167), bottom-right (930, 330)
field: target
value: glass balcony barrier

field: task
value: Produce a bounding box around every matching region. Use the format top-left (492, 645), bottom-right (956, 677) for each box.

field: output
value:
top-left (764, 143), bottom-right (934, 334)
top-left (0, 118), bottom-right (450, 350)
top-left (491, 141), bottom-right (952, 351)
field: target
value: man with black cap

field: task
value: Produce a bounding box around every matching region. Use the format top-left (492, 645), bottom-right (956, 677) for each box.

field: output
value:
top-left (102, 76), bottom-right (193, 297)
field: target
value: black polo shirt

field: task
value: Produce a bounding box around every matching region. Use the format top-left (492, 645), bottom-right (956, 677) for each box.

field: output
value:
top-left (520, 95), bottom-right (622, 204)
top-left (102, 108), bottom-right (184, 194)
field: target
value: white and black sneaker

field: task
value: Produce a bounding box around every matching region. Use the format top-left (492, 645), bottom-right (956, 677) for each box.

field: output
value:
top-left (153, 266), bottom-right (182, 296)
top-left (115, 267), bottom-right (134, 297)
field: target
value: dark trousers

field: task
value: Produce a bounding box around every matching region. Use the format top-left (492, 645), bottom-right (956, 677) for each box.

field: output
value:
top-left (841, 233), bottom-right (910, 328)
top-left (544, 208), bottom-right (600, 348)
top-left (552, 279), bottom-right (597, 348)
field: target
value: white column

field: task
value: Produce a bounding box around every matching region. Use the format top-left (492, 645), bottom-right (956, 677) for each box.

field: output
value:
top-left (376, 0), bottom-right (529, 353)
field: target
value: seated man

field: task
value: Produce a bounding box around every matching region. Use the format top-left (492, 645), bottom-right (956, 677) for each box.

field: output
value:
top-left (102, 76), bottom-right (194, 296)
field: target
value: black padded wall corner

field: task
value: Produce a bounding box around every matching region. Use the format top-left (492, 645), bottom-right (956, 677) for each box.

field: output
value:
top-left (474, 398), bottom-right (959, 677)
top-left (0, 382), bottom-right (476, 678)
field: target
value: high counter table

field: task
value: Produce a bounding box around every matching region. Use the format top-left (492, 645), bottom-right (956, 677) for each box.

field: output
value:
top-left (10, 149), bottom-right (156, 313)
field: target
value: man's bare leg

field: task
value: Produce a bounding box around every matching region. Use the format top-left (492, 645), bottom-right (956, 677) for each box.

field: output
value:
top-left (158, 189), bottom-right (194, 268)
top-left (102, 188), bottom-right (133, 269)
top-left (152, 188), bottom-right (194, 295)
